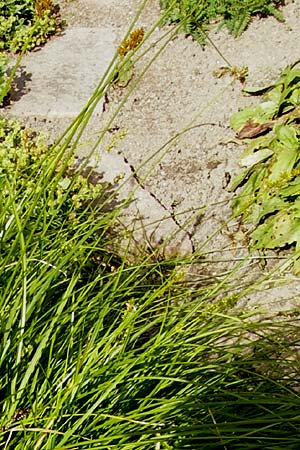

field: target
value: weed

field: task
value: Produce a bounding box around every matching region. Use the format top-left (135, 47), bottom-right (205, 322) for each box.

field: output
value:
top-left (115, 28), bottom-right (145, 87)
top-left (160, 0), bottom-right (285, 45)
top-left (118, 28), bottom-right (145, 57)
top-left (230, 60), bottom-right (300, 272)
top-left (0, 0), bottom-right (63, 52)
top-left (213, 64), bottom-right (249, 84)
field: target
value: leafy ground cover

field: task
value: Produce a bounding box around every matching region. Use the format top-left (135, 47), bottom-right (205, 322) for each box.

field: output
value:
top-left (0, 0), bottom-right (63, 105)
top-left (230, 60), bottom-right (300, 273)
top-left (160, 0), bottom-right (285, 44)
top-left (0, 0), bottom-right (63, 52)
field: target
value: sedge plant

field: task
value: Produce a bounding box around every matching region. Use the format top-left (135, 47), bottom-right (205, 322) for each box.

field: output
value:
top-left (0, 1), bottom-right (300, 449)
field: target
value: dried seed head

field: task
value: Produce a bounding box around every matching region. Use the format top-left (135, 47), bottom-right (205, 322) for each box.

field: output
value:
top-left (118, 28), bottom-right (145, 57)
top-left (35, 0), bottom-right (55, 17)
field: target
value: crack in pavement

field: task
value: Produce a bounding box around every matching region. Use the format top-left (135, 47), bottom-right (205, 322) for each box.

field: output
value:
top-left (122, 154), bottom-right (195, 253)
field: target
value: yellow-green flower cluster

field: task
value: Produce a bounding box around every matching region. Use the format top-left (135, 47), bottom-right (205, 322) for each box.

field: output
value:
top-left (0, 117), bottom-right (106, 223)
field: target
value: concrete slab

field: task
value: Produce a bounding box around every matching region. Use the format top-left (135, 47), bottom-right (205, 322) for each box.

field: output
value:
top-left (8, 27), bottom-right (116, 118)
top-left (88, 151), bottom-right (194, 257)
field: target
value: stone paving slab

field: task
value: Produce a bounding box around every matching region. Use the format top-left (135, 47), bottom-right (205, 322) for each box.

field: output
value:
top-left (9, 27), bottom-right (116, 118)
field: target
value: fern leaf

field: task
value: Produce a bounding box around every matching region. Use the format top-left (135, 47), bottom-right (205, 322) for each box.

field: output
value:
top-left (225, 9), bottom-right (251, 37)
top-left (265, 4), bottom-right (285, 22)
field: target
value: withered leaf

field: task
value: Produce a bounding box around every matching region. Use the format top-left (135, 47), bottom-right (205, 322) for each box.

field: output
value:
top-left (236, 120), bottom-right (274, 139)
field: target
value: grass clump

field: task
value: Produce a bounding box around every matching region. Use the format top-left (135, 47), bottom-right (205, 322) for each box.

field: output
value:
top-left (0, 0), bottom-right (63, 52)
top-left (160, 0), bottom-right (285, 44)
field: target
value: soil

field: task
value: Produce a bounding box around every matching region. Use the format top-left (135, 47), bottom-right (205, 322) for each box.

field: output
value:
top-left (3, 0), bottom-right (300, 314)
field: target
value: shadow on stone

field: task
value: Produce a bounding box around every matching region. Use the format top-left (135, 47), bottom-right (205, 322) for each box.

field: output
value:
top-left (70, 157), bottom-right (123, 214)
top-left (1, 65), bottom-right (32, 107)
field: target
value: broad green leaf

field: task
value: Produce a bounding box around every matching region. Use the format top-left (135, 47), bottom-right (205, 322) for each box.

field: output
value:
top-left (245, 133), bottom-right (274, 153)
top-left (267, 84), bottom-right (284, 108)
top-left (230, 102), bottom-right (277, 131)
top-left (242, 84), bottom-right (274, 96)
top-left (246, 190), bottom-right (288, 226)
top-left (252, 211), bottom-right (300, 249)
top-left (280, 178), bottom-right (300, 197)
top-left (290, 88), bottom-right (300, 106)
top-left (255, 195), bottom-right (287, 224)
top-left (243, 201), bottom-right (261, 225)
top-left (287, 203), bottom-right (300, 218)
top-left (230, 167), bottom-right (252, 191)
top-left (230, 106), bottom-right (258, 131)
top-left (232, 166), bottom-right (266, 216)
top-left (259, 100), bottom-right (278, 117)
top-left (283, 67), bottom-right (300, 89)
top-left (276, 123), bottom-right (299, 149)
top-left (267, 125), bottom-right (299, 182)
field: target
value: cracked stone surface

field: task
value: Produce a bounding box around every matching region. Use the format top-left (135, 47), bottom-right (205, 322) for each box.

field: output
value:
top-left (87, 150), bottom-right (194, 257)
